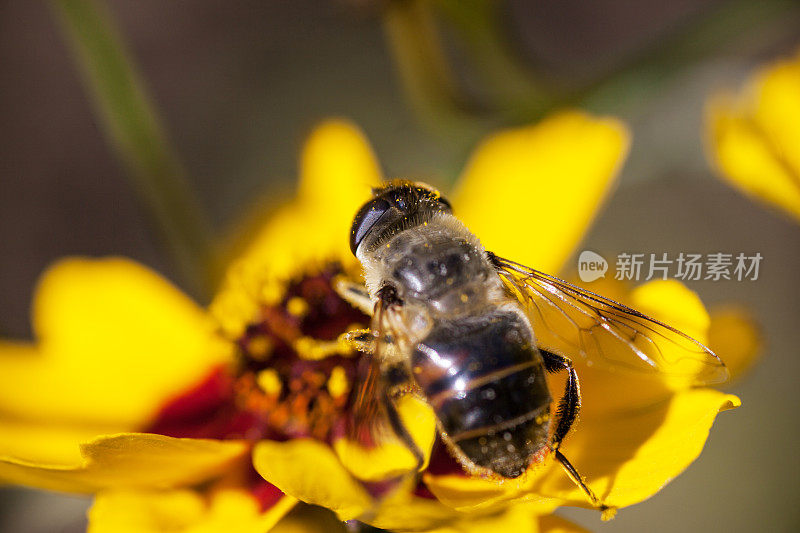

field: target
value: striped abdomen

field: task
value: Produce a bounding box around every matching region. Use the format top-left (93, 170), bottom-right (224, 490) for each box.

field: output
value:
top-left (411, 311), bottom-right (552, 478)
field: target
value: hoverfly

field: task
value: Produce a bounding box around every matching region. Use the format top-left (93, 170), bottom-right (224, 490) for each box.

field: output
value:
top-left (336, 181), bottom-right (727, 516)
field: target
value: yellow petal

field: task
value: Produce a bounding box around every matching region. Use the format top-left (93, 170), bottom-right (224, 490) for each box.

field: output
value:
top-left (630, 279), bottom-right (710, 341)
top-left (236, 119), bottom-right (381, 272)
top-left (630, 279), bottom-right (714, 388)
top-left (366, 473), bottom-right (549, 532)
top-left (332, 438), bottom-right (419, 483)
top-left (754, 52), bottom-right (800, 179)
top-left (708, 306), bottom-right (762, 383)
top-left (297, 119), bottom-right (383, 209)
top-left (422, 468), bottom-right (559, 515)
top-left (88, 488), bottom-right (296, 533)
top-left (0, 416), bottom-right (111, 465)
top-left (369, 489), bottom-right (463, 531)
top-left (334, 395), bottom-right (437, 482)
top-left (706, 51), bottom-right (800, 222)
top-left (530, 389), bottom-right (740, 508)
top-left (89, 489), bottom-right (205, 533)
top-left (538, 514), bottom-right (590, 533)
top-left (0, 433), bottom-right (246, 494)
top-left (422, 502), bottom-right (543, 533)
top-left (212, 120), bottom-right (382, 337)
top-left (270, 504), bottom-right (348, 533)
top-left (452, 111), bottom-right (630, 273)
top-left (252, 438), bottom-right (372, 521)
top-left (0, 258), bottom-right (232, 441)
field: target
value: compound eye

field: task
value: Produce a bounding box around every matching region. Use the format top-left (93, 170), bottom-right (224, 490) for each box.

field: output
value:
top-left (437, 195), bottom-right (452, 211)
top-left (350, 197), bottom-right (392, 255)
top-left (389, 189), bottom-right (408, 211)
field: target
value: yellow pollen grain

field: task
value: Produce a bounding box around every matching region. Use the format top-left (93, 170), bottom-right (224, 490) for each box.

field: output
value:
top-left (286, 296), bottom-right (309, 318)
top-left (257, 368), bottom-right (282, 396)
top-left (460, 293), bottom-right (469, 303)
top-left (246, 336), bottom-right (273, 360)
top-left (327, 366), bottom-right (350, 399)
top-left (260, 282), bottom-right (284, 306)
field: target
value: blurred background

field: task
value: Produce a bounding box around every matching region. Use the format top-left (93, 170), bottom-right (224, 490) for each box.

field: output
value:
top-left (1, 0), bottom-right (799, 531)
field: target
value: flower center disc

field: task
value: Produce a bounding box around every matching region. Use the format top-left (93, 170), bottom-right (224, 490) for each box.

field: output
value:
top-left (149, 264), bottom-right (370, 446)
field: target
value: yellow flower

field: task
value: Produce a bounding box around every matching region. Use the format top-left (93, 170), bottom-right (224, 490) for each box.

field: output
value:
top-left (0, 113), bottom-right (753, 532)
top-left (706, 48), bottom-right (800, 222)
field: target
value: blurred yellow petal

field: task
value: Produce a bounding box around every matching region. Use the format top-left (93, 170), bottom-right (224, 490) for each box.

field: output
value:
top-left (212, 120), bottom-right (382, 337)
top-left (0, 433), bottom-right (246, 494)
top-left (90, 489), bottom-right (204, 533)
top-left (88, 488), bottom-right (296, 533)
top-left (422, 469), bottom-right (558, 514)
top-left (706, 51), bottom-right (800, 221)
top-left (416, 502), bottom-right (544, 533)
top-left (630, 279), bottom-right (715, 388)
top-left (270, 504), bottom-right (348, 533)
top-left (530, 389), bottom-right (739, 508)
top-left (0, 416), bottom-right (111, 465)
top-left (0, 258), bottom-right (232, 442)
top-left (630, 279), bottom-right (710, 341)
top-left (754, 53), bottom-right (800, 177)
top-left (252, 438), bottom-right (372, 521)
top-left (367, 475), bottom-right (550, 532)
top-left (708, 306), bottom-right (762, 383)
top-left (538, 514), bottom-right (589, 533)
top-left (452, 111), bottom-right (630, 273)
top-left (333, 438), bottom-right (419, 483)
top-left (236, 119), bottom-right (382, 275)
top-left (0, 340), bottom-right (111, 465)
top-left (369, 488), bottom-right (462, 531)
top-left (297, 119), bottom-right (383, 209)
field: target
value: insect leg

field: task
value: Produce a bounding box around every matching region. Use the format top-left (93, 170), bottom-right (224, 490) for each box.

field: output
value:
top-left (540, 349), bottom-right (580, 450)
top-left (542, 349), bottom-right (616, 519)
top-left (333, 276), bottom-right (374, 315)
top-left (554, 450), bottom-right (616, 520)
top-left (339, 329), bottom-right (376, 354)
top-left (382, 386), bottom-right (424, 471)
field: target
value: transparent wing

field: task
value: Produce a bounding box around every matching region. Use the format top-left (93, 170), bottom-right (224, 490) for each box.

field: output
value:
top-left (490, 254), bottom-right (728, 385)
top-left (345, 298), bottom-right (410, 449)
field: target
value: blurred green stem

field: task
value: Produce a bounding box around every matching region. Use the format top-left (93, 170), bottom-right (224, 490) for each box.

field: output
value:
top-left (51, 0), bottom-right (213, 300)
top-left (389, 0), bottom-right (797, 129)
top-left (434, 0), bottom-right (555, 120)
top-left (578, 0), bottom-right (799, 115)
top-left (382, 0), bottom-right (487, 139)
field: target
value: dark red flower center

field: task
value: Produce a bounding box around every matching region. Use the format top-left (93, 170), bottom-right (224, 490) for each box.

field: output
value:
top-left (146, 264), bottom-right (370, 508)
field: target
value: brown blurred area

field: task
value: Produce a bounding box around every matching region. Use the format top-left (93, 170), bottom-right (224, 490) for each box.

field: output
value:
top-left (1, 1), bottom-right (799, 531)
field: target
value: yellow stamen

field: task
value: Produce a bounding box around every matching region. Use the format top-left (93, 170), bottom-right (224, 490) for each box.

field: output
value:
top-left (327, 366), bottom-right (350, 399)
top-left (257, 368), bottom-right (283, 396)
top-left (260, 281), bottom-right (284, 306)
top-left (246, 336), bottom-right (273, 360)
top-left (286, 296), bottom-right (310, 318)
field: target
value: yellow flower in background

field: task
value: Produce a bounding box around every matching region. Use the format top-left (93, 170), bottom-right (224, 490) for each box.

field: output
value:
top-left (706, 48), bottom-right (800, 222)
top-left (0, 114), bottom-right (754, 532)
